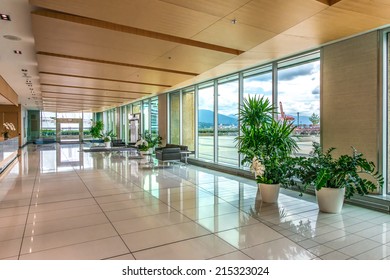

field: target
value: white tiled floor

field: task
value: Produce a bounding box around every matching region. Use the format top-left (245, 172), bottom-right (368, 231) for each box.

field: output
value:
top-left (1, 143), bottom-right (390, 260)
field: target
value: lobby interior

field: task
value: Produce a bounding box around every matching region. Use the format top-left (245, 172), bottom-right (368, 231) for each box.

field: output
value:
top-left (1, 0), bottom-right (390, 260)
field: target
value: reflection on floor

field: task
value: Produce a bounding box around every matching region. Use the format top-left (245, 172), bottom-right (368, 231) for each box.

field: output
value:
top-left (1, 144), bottom-right (390, 260)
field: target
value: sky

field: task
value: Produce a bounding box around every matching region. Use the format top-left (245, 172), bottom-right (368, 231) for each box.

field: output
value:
top-left (198, 60), bottom-right (320, 118)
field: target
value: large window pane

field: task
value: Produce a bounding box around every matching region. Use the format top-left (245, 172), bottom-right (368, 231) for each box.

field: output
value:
top-left (83, 112), bottom-right (93, 140)
top-left (243, 68), bottom-right (272, 101)
top-left (198, 83), bottom-right (214, 161)
top-left (277, 60), bottom-right (320, 155)
top-left (217, 77), bottom-right (238, 166)
top-left (170, 92), bottom-right (180, 144)
top-left (150, 97), bottom-right (158, 135)
top-left (142, 100), bottom-right (149, 134)
top-left (182, 89), bottom-right (195, 151)
top-left (41, 111), bottom-right (56, 140)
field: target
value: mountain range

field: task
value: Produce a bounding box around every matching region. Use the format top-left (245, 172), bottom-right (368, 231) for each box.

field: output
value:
top-left (199, 109), bottom-right (313, 126)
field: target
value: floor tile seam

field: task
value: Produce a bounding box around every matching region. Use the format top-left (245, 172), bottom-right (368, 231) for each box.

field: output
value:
top-left (19, 235), bottom-right (127, 258)
top-left (101, 253), bottom-right (134, 260)
top-left (16, 157), bottom-right (41, 260)
top-left (115, 218), bottom-right (198, 236)
top-left (74, 163), bottom-right (137, 260)
top-left (206, 250), bottom-right (255, 260)
top-left (25, 207), bottom-right (103, 223)
top-left (105, 210), bottom-right (175, 223)
top-left (306, 244), bottom-right (337, 257)
top-left (22, 219), bottom-right (112, 238)
top-left (27, 197), bottom-right (97, 211)
top-left (129, 232), bottom-right (216, 256)
top-left (334, 242), bottom-right (386, 258)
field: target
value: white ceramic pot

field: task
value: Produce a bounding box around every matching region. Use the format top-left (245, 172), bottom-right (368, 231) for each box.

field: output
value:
top-left (258, 183), bottom-right (280, 203)
top-left (104, 141), bottom-right (111, 148)
top-left (315, 187), bottom-right (345, 213)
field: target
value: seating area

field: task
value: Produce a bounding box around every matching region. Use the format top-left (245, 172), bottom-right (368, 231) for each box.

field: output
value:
top-left (111, 139), bottom-right (126, 147)
top-left (155, 143), bottom-right (189, 162)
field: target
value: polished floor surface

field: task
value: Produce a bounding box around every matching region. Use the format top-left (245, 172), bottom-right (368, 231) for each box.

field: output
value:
top-left (1, 144), bottom-right (390, 260)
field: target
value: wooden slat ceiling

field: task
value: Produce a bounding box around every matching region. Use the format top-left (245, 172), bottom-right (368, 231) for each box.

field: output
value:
top-left (29, 0), bottom-right (390, 112)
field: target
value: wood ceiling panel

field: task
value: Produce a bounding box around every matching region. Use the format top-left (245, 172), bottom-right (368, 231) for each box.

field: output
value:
top-left (193, 19), bottom-right (276, 51)
top-left (233, 0), bottom-right (327, 34)
top-left (334, 0), bottom-right (390, 20)
top-left (30, 0), bottom-right (220, 38)
top-left (160, 0), bottom-right (250, 17)
top-left (32, 13), bottom-right (179, 62)
top-left (284, 7), bottom-right (389, 43)
top-left (39, 74), bottom-right (168, 94)
top-left (42, 92), bottom-right (133, 102)
top-left (149, 45), bottom-right (235, 74)
top-left (36, 55), bottom-right (192, 86)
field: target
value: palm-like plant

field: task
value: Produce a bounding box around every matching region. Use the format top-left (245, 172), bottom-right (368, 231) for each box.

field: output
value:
top-left (236, 95), bottom-right (298, 185)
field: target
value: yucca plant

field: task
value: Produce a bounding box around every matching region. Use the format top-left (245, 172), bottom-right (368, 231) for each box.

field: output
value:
top-left (236, 95), bottom-right (298, 185)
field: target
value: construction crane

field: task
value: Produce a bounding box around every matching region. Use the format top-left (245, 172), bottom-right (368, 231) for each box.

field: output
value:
top-left (279, 102), bottom-right (295, 121)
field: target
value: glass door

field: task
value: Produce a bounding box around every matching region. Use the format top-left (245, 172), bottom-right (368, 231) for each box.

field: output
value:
top-left (59, 122), bottom-right (81, 143)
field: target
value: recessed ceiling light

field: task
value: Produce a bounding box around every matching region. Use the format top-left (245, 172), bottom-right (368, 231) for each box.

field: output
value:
top-left (14, 50), bottom-right (22, 54)
top-left (3, 35), bottom-right (21, 41)
top-left (231, 18), bottom-right (237, 24)
top-left (0, 14), bottom-right (11, 21)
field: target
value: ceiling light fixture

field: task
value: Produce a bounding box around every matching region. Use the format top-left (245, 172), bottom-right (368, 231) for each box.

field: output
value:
top-left (231, 18), bottom-right (237, 24)
top-left (0, 14), bottom-right (11, 21)
top-left (3, 35), bottom-right (21, 41)
top-left (14, 50), bottom-right (22, 54)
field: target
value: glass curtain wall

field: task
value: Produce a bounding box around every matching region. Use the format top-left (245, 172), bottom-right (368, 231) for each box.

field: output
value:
top-left (142, 100), bottom-right (150, 135)
top-left (150, 97), bottom-right (159, 136)
top-left (217, 75), bottom-right (239, 166)
top-left (197, 82), bottom-right (214, 161)
top-left (182, 88), bottom-right (195, 151)
top-left (277, 54), bottom-right (320, 156)
top-left (41, 112), bottom-right (56, 139)
top-left (170, 92), bottom-right (180, 144)
top-left (243, 66), bottom-right (272, 101)
top-left (83, 112), bottom-right (93, 141)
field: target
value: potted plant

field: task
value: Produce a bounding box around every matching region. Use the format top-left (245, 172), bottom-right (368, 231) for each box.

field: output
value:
top-left (143, 130), bottom-right (162, 151)
top-left (293, 142), bottom-right (384, 213)
top-left (101, 130), bottom-right (116, 148)
top-left (135, 138), bottom-right (149, 154)
top-left (90, 120), bottom-right (104, 143)
top-left (236, 96), bottom-right (298, 203)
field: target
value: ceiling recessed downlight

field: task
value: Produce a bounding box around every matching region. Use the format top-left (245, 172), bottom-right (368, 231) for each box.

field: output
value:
top-left (0, 14), bottom-right (11, 21)
top-left (3, 35), bottom-right (21, 41)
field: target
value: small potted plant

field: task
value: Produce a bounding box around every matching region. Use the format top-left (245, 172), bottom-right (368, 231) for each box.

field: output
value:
top-left (144, 131), bottom-right (162, 150)
top-left (293, 142), bottom-right (383, 213)
top-left (236, 96), bottom-right (298, 203)
top-left (135, 138), bottom-right (149, 154)
top-left (100, 130), bottom-right (116, 148)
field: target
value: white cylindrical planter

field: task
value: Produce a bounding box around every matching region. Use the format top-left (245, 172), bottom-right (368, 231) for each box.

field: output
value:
top-left (258, 183), bottom-right (280, 203)
top-left (104, 141), bottom-right (111, 148)
top-left (315, 187), bottom-right (345, 213)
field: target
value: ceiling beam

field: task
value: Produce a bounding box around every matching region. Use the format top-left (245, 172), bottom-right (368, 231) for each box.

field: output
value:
top-left (39, 71), bottom-right (171, 87)
top-left (41, 90), bottom-right (135, 101)
top-left (33, 9), bottom-right (244, 56)
top-left (0, 75), bottom-right (18, 106)
top-left (40, 83), bottom-right (153, 95)
top-left (37, 51), bottom-right (198, 76)
top-left (42, 96), bottom-right (123, 105)
top-left (315, 0), bottom-right (342, 5)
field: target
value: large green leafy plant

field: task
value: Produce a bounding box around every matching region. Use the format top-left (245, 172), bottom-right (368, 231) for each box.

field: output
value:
top-left (293, 142), bottom-right (383, 199)
top-left (236, 96), bottom-right (298, 185)
top-left (90, 120), bottom-right (104, 139)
